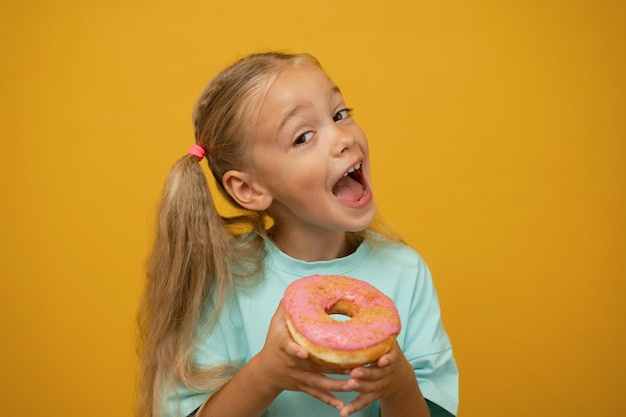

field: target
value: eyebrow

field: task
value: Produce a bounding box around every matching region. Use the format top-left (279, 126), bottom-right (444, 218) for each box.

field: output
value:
top-left (278, 105), bottom-right (307, 131)
top-left (278, 86), bottom-right (343, 131)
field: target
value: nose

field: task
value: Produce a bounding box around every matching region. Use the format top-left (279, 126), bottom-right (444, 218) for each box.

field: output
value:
top-left (331, 125), bottom-right (357, 156)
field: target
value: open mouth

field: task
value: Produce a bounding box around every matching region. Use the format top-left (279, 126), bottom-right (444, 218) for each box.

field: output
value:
top-left (332, 162), bottom-right (366, 202)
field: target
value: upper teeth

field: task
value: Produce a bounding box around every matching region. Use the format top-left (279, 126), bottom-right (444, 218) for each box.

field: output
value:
top-left (343, 162), bottom-right (361, 177)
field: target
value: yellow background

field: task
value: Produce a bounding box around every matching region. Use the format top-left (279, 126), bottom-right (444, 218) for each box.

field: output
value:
top-left (1, 1), bottom-right (624, 416)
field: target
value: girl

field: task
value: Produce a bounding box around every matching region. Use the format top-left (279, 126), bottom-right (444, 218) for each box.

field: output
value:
top-left (137, 52), bottom-right (458, 417)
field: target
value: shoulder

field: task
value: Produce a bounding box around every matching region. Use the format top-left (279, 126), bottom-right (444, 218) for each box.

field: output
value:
top-left (353, 235), bottom-right (434, 300)
top-left (364, 234), bottom-right (426, 270)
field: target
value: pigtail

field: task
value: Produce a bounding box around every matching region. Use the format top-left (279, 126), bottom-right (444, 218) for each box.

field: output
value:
top-left (137, 52), bottom-right (324, 417)
top-left (138, 153), bottom-right (239, 417)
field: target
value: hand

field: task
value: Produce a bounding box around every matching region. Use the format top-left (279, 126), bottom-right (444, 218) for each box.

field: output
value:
top-left (338, 343), bottom-right (418, 417)
top-left (255, 302), bottom-right (348, 411)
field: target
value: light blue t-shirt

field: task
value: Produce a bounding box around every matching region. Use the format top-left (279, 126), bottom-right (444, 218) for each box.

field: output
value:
top-left (165, 237), bottom-right (459, 417)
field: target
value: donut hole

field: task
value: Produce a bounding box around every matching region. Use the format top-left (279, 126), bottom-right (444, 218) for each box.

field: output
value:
top-left (329, 313), bottom-right (352, 322)
top-left (326, 300), bottom-right (358, 322)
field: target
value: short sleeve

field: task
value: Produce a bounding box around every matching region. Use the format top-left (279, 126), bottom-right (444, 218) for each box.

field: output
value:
top-left (399, 256), bottom-right (459, 415)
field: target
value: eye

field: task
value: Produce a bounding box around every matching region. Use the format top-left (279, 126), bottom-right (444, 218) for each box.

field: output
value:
top-left (333, 108), bottom-right (353, 122)
top-left (293, 131), bottom-right (314, 146)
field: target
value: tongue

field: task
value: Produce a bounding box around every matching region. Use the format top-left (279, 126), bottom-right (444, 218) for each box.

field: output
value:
top-left (332, 176), bottom-right (364, 202)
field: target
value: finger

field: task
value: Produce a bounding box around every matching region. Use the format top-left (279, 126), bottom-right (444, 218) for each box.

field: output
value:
top-left (340, 368), bottom-right (364, 391)
top-left (285, 339), bottom-right (309, 359)
top-left (376, 343), bottom-right (400, 367)
top-left (284, 346), bottom-right (346, 375)
top-left (300, 386), bottom-right (345, 411)
top-left (348, 368), bottom-right (365, 379)
top-left (341, 367), bottom-right (388, 394)
top-left (376, 355), bottom-right (391, 367)
top-left (294, 372), bottom-right (348, 408)
top-left (290, 365), bottom-right (351, 391)
top-left (348, 366), bottom-right (386, 383)
top-left (339, 393), bottom-right (378, 417)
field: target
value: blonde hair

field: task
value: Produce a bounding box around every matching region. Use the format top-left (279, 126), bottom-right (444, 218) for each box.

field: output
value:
top-left (136, 52), bottom-right (397, 417)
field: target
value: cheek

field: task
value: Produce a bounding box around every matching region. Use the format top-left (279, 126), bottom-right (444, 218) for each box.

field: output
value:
top-left (351, 124), bottom-right (369, 152)
top-left (289, 169), bottom-right (323, 191)
top-left (281, 168), bottom-right (329, 205)
top-left (359, 130), bottom-right (370, 153)
top-left (357, 133), bottom-right (371, 170)
top-left (249, 146), bottom-right (282, 182)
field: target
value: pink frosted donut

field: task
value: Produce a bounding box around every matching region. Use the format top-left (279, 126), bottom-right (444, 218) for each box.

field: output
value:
top-left (282, 274), bottom-right (401, 369)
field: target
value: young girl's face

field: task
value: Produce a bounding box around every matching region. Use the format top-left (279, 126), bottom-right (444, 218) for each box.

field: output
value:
top-left (249, 62), bottom-right (376, 241)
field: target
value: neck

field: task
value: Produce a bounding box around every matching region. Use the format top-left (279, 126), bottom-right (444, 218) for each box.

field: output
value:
top-left (269, 228), bottom-right (356, 262)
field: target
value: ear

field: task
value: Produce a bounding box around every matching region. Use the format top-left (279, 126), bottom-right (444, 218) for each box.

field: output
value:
top-left (222, 170), bottom-right (272, 211)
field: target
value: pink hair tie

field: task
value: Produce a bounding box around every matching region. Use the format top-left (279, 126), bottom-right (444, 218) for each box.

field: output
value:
top-left (188, 144), bottom-right (206, 161)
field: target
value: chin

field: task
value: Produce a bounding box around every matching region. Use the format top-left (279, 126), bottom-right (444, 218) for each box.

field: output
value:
top-left (346, 203), bottom-right (377, 232)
